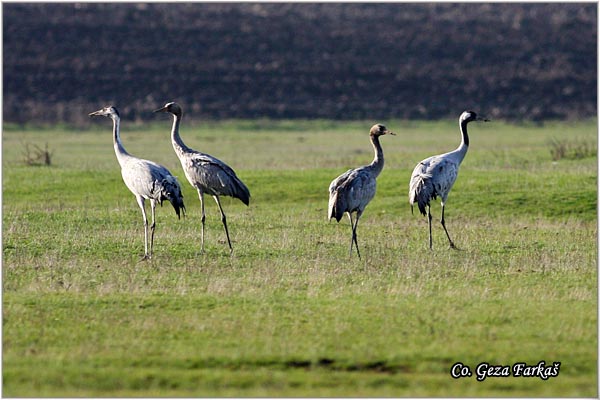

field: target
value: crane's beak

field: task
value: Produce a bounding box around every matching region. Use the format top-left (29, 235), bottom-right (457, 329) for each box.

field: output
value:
top-left (153, 106), bottom-right (168, 113)
top-left (387, 130), bottom-right (396, 136)
top-left (88, 109), bottom-right (103, 117)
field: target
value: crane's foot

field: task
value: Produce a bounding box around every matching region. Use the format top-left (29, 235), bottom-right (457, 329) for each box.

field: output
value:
top-left (349, 250), bottom-right (361, 260)
top-left (139, 254), bottom-right (152, 262)
top-left (449, 242), bottom-right (463, 251)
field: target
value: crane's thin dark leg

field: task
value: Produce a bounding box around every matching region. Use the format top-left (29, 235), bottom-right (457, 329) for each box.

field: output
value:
top-left (440, 204), bottom-right (457, 249)
top-left (136, 196), bottom-right (151, 260)
top-left (347, 212), bottom-right (355, 256)
top-left (214, 195), bottom-right (233, 254)
top-left (149, 199), bottom-right (157, 258)
top-left (347, 211), bottom-right (362, 259)
top-left (353, 211), bottom-right (362, 259)
top-left (427, 205), bottom-right (433, 250)
top-left (197, 190), bottom-right (205, 253)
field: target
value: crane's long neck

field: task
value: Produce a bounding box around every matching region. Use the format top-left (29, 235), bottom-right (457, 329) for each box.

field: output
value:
top-left (454, 119), bottom-right (470, 163)
top-left (170, 113), bottom-right (193, 156)
top-left (112, 115), bottom-right (131, 166)
top-left (368, 134), bottom-right (385, 177)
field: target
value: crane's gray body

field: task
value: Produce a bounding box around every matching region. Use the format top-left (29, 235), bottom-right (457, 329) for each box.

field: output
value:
top-left (328, 164), bottom-right (378, 223)
top-left (119, 155), bottom-right (185, 214)
top-left (174, 143), bottom-right (250, 206)
top-left (408, 149), bottom-right (463, 216)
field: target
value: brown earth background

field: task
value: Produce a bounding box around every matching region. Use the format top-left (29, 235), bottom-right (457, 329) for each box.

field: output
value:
top-left (3, 3), bottom-right (597, 125)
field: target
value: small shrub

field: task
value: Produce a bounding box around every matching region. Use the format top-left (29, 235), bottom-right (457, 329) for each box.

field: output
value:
top-left (21, 141), bottom-right (53, 166)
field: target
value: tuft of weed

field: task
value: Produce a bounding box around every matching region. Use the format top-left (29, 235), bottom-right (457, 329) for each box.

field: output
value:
top-left (548, 137), bottom-right (596, 161)
top-left (21, 141), bottom-right (54, 166)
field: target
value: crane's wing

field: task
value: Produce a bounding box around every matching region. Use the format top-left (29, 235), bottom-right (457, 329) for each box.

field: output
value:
top-left (409, 156), bottom-right (458, 215)
top-left (329, 168), bottom-right (353, 195)
top-left (183, 152), bottom-right (250, 205)
top-left (328, 166), bottom-right (376, 222)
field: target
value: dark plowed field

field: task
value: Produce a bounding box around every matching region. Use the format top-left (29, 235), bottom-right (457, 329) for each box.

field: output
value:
top-left (3, 3), bottom-right (596, 124)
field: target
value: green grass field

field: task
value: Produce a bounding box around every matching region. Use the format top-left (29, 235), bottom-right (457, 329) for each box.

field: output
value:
top-left (3, 118), bottom-right (597, 396)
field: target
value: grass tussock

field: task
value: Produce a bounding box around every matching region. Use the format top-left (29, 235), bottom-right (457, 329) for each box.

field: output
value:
top-left (548, 136), bottom-right (596, 161)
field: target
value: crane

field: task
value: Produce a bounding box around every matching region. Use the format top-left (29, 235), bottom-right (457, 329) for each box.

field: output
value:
top-left (153, 102), bottom-right (250, 254)
top-left (408, 110), bottom-right (488, 250)
top-left (328, 124), bottom-right (395, 258)
top-left (89, 106), bottom-right (185, 260)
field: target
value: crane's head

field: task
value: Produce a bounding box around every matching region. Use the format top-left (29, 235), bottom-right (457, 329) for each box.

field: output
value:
top-left (460, 110), bottom-right (489, 124)
top-left (370, 124), bottom-right (395, 137)
top-left (153, 102), bottom-right (183, 117)
top-left (89, 106), bottom-right (120, 119)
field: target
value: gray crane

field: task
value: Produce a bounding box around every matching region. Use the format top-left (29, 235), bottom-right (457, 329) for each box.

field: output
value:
top-left (153, 102), bottom-right (250, 254)
top-left (328, 124), bottom-right (395, 258)
top-left (89, 106), bottom-right (185, 260)
top-left (408, 110), bottom-right (488, 250)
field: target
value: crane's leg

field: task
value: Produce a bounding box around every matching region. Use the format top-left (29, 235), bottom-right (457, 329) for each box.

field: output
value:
top-left (149, 199), bottom-right (157, 258)
top-left (353, 211), bottom-right (363, 259)
top-left (427, 205), bottom-right (433, 250)
top-left (348, 211), bottom-right (362, 259)
top-left (136, 196), bottom-right (150, 260)
top-left (347, 212), bottom-right (355, 256)
top-left (197, 189), bottom-right (205, 253)
top-left (213, 195), bottom-right (233, 254)
top-left (440, 203), bottom-right (457, 249)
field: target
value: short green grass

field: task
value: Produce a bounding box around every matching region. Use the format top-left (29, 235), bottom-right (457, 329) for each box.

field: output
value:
top-left (3, 118), bottom-right (597, 396)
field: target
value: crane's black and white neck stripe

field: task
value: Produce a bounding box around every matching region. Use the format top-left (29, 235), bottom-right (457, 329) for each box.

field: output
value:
top-left (454, 110), bottom-right (485, 163)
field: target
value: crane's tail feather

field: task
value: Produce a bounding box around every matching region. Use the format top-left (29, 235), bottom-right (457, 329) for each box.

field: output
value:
top-left (234, 178), bottom-right (251, 206)
top-left (160, 176), bottom-right (186, 219)
top-left (328, 190), bottom-right (345, 222)
top-left (409, 173), bottom-right (434, 216)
